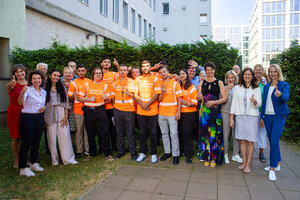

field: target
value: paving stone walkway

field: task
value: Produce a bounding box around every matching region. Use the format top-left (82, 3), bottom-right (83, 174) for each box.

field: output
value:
top-left (80, 141), bottom-right (300, 200)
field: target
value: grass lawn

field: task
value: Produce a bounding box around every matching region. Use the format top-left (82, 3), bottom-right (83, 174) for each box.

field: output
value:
top-left (0, 127), bottom-right (122, 200)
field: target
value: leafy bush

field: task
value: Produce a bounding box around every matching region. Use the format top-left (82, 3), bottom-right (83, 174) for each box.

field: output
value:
top-left (9, 39), bottom-right (238, 80)
top-left (274, 41), bottom-right (300, 143)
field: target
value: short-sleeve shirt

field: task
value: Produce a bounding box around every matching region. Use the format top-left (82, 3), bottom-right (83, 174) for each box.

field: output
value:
top-left (21, 86), bottom-right (46, 114)
top-left (158, 79), bottom-right (183, 116)
top-left (79, 81), bottom-right (110, 107)
top-left (102, 71), bottom-right (119, 110)
top-left (111, 77), bottom-right (135, 112)
top-left (131, 74), bottom-right (161, 116)
top-left (181, 84), bottom-right (198, 113)
top-left (68, 77), bottom-right (91, 115)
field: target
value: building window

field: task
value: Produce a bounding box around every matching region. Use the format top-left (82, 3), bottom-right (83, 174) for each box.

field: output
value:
top-left (153, 27), bottom-right (156, 41)
top-left (123, 1), bottom-right (128, 29)
top-left (200, 13), bottom-right (208, 25)
top-left (262, 15), bottom-right (285, 26)
top-left (149, 0), bottom-right (152, 8)
top-left (113, 0), bottom-right (119, 23)
top-left (144, 19), bottom-right (147, 38)
top-left (131, 8), bottom-right (136, 33)
top-left (290, 27), bottom-right (300, 39)
top-left (79, 0), bottom-right (89, 5)
top-left (262, 1), bottom-right (286, 13)
top-left (290, 0), bottom-right (300, 12)
top-left (149, 23), bottom-right (152, 38)
top-left (163, 3), bottom-right (169, 14)
top-left (290, 13), bottom-right (300, 25)
top-left (100, 0), bottom-right (108, 16)
top-left (153, 0), bottom-right (156, 12)
top-left (138, 14), bottom-right (142, 37)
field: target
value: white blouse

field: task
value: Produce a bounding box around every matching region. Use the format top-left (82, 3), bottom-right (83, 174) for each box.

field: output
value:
top-left (265, 86), bottom-right (275, 115)
top-left (21, 86), bottom-right (46, 114)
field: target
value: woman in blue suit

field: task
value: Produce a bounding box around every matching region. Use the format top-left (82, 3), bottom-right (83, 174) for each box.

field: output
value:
top-left (259, 64), bottom-right (290, 181)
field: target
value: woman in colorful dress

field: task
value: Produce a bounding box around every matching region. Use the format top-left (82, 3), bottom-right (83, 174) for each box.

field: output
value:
top-left (230, 68), bottom-right (261, 173)
top-left (260, 64), bottom-right (290, 181)
top-left (198, 62), bottom-right (226, 167)
top-left (6, 64), bottom-right (27, 168)
top-left (178, 69), bottom-right (198, 163)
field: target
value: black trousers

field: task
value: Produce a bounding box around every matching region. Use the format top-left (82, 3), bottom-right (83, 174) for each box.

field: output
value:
top-left (178, 112), bottom-right (197, 159)
top-left (114, 109), bottom-right (136, 155)
top-left (106, 108), bottom-right (117, 151)
top-left (137, 114), bottom-right (158, 155)
top-left (19, 113), bottom-right (44, 168)
top-left (83, 106), bottom-right (111, 157)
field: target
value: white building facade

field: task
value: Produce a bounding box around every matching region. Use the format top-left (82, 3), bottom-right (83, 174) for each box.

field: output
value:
top-left (249, 0), bottom-right (300, 68)
top-left (156, 0), bottom-right (212, 44)
top-left (212, 25), bottom-right (250, 68)
top-left (26, 0), bottom-right (158, 50)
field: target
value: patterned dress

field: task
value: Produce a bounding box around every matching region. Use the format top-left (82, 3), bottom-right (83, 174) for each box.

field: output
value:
top-left (198, 79), bottom-right (224, 165)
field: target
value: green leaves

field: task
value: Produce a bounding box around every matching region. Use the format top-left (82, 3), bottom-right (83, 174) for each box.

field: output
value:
top-left (9, 39), bottom-right (238, 80)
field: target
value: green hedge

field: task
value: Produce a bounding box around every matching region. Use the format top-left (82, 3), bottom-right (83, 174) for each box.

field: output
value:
top-left (274, 41), bottom-right (300, 143)
top-left (9, 39), bottom-right (238, 80)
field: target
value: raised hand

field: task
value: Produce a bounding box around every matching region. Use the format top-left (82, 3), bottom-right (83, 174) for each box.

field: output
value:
top-left (20, 85), bottom-right (28, 95)
top-left (113, 58), bottom-right (119, 67)
top-left (250, 94), bottom-right (257, 104)
top-left (274, 86), bottom-right (282, 97)
top-left (188, 59), bottom-right (198, 68)
top-left (152, 62), bottom-right (162, 71)
top-left (9, 75), bottom-right (17, 89)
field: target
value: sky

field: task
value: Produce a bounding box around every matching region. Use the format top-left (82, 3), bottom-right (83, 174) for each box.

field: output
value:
top-left (212, 0), bottom-right (256, 26)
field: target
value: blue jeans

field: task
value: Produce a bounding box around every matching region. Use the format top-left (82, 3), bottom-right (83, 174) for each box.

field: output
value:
top-left (263, 115), bottom-right (287, 168)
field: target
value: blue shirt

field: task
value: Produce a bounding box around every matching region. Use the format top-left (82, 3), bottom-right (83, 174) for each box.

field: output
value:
top-left (191, 76), bottom-right (200, 89)
top-left (61, 74), bottom-right (78, 81)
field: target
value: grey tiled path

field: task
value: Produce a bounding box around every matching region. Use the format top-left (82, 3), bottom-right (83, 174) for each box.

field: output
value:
top-left (81, 141), bottom-right (300, 200)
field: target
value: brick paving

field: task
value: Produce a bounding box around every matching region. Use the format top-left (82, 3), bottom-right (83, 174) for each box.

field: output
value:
top-left (80, 141), bottom-right (300, 200)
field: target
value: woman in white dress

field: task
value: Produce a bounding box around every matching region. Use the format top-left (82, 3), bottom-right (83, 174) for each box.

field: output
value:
top-left (230, 68), bottom-right (261, 173)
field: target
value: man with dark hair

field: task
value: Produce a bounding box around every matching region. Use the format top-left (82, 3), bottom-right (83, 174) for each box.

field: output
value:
top-left (132, 60), bottom-right (161, 163)
top-left (68, 64), bottom-right (90, 158)
top-left (157, 65), bottom-right (183, 165)
top-left (188, 59), bottom-right (205, 88)
top-left (101, 58), bottom-right (118, 152)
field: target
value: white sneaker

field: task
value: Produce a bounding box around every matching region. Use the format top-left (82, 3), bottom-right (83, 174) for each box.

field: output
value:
top-left (30, 163), bottom-right (44, 172)
top-left (264, 165), bottom-right (280, 172)
top-left (268, 170), bottom-right (276, 181)
top-left (224, 153), bottom-right (230, 164)
top-left (20, 167), bottom-right (35, 177)
top-left (71, 160), bottom-right (78, 165)
top-left (136, 153), bottom-right (146, 162)
top-left (151, 154), bottom-right (158, 163)
top-left (232, 154), bottom-right (243, 163)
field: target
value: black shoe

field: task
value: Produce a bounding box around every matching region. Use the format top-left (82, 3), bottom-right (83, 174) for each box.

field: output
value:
top-left (160, 153), bottom-right (172, 161)
top-left (75, 153), bottom-right (82, 158)
top-left (115, 153), bottom-right (125, 159)
top-left (186, 157), bottom-right (192, 164)
top-left (131, 154), bottom-right (137, 161)
top-left (173, 156), bottom-right (179, 165)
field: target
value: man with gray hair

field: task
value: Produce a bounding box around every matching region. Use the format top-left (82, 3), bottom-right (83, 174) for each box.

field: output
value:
top-left (36, 62), bottom-right (50, 154)
top-left (232, 65), bottom-right (241, 77)
top-left (36, 63), bottom-right (48, 75)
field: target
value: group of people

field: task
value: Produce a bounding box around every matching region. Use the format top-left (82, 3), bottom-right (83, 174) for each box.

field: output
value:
top-left (6, 58), bottom-right (289, 182)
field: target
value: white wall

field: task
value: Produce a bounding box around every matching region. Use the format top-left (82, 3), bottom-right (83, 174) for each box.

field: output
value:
top-left (26, 9), bottom-right (103, 50)
top-left (156, 0), bottom-right (212, 44)
top-left (46, 0), bottom-right (157, 45)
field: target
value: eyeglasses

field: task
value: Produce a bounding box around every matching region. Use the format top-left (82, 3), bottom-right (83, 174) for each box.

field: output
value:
top-left (94, 73), bottom-right (102, 75)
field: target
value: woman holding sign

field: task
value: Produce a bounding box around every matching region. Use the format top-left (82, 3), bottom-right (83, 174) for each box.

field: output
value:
top-left (260, 64), bottom-right (290, 181)
top-left (6, 64), bottom-right (27, 168)
top-left (230, 68), bottom-right (261, 173)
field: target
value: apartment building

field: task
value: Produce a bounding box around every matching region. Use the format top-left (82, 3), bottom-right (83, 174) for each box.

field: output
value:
top-left (212, 25), bottom-right (250, 68)
top-left (249, 0), bottom-right (300, 68)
